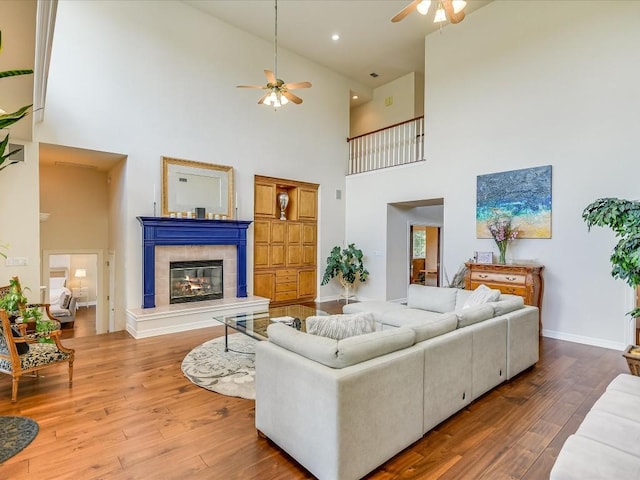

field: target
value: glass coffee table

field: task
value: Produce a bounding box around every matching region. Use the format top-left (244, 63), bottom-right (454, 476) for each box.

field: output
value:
top-left (215, 304), bottom-right (328, 353)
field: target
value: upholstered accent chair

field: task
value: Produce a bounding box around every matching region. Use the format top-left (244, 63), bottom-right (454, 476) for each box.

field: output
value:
top-left (0, 309), bottom-right (75, 402)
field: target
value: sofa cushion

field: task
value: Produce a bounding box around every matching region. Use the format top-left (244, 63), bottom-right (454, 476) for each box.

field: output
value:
top-left (550, 434), bottom-right (640, 479)
top-left (405, 313), bottom-right (458, 343)
top-left (381, 308), bottom-right (445, 327)
top-left (454, 304), bottom-right (495, 328)
top-left (462, 284), bottom-right (501, 309)
top-left (266, 323), bottom-right (416, 369)
top-left (342, 301), bottom-right (407, 322)
top-left (407, 284), bottom-right (458, 313)
top-left (307, 312), bottom-right (376, 340)
top-left (488, 296), bottom-right (524, 316)
top-left (606, 373), bottom-right (640, 398)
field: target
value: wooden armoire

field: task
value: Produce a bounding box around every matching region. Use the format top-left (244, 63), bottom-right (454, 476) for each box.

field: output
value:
top-left (253, 175), bottom-right (318, 305)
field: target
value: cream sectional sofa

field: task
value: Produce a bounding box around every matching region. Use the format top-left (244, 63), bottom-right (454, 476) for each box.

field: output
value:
top-left (255, 285), bottom-right (539, 480)
top-left (551, 373), bottom-right (640, 479)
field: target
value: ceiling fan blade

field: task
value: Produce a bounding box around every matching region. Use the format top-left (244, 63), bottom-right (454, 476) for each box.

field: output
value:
top-left (283, 81), bottom-right (312, 90)
top-left (391, 0), bottom-right (421, 22)
top-left (443, 0), bottom-right (465, 24)
top-left (264, 69), bottom-right (277, 84)
top-left (283, 91), bottom-right (303, 105)
top-left (237, 84), bottom-right (266, 89)
top-left (257, 92), bottom-right (270, 105)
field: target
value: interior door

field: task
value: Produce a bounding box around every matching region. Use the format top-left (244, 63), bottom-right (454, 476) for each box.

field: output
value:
top-left (409, 225), bottom-right (440, 287)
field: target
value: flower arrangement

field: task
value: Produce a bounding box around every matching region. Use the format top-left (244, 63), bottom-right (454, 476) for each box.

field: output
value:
top-left (487, 211), bottom-right (519, 264)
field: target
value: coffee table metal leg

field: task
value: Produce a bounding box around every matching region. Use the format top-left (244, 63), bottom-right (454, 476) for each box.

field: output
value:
top-left (225, 323), bottom-right (229, 352)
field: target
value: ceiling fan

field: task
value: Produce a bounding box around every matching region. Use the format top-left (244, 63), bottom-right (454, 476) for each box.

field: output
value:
top-left (237, 0), bottom-right (311, 108)
top-left (392, 0), bottom-right (467, 24)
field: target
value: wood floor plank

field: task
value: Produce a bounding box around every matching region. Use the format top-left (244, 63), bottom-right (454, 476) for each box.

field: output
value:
top-left (0, 300), bottom-right (629, 479)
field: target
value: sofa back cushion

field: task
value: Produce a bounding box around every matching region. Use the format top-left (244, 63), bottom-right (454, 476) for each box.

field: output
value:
top-left (407, 313), bottom-right (458, 342)
top-left (488, 296), bottom-right (524, 316)
top-left (454, 304), bottom-right (495, 328)
top-left (266, 323), bottom-right (416, 369)
top-left (407, 284), bottom-right (458, 313)
top-left (307, 312), bottom-right (376, 340)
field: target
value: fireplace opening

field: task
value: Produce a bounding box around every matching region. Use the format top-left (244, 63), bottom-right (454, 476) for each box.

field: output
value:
top-left (170, 260), bottom-right (223, 304)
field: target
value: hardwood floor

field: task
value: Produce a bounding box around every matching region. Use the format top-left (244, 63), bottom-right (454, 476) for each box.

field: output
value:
top-left (58, 304), bottom-right (97, 340)
top-left (0, 300), bottom-right (629, 479)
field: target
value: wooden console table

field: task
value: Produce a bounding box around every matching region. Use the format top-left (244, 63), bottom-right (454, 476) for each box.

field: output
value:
top-left (465, 262), bottom-right (544, 332)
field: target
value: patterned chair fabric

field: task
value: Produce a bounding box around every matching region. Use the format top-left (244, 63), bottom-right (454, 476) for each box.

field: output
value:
top-left (0, 308), bottom-right (75, 402)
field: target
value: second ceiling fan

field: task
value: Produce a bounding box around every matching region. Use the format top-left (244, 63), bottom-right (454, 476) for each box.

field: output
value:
top-left (392, 0), bottom-right (467, 24)
top-left (237, 0), bottom-right (311, 108)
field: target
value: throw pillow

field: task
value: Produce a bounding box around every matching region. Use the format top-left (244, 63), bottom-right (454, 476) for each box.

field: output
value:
top-left (61, 293), bottom-right (72, 309)
top-left (463, 284), bottom-right (501, 309)
top-left (306, 312), bottom-right (376, 341)
top-left (10, 326), bottom-right (30, 355)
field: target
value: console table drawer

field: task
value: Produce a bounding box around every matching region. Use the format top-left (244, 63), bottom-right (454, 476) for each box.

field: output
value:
top-left (471, 272), bottom-right (526, 285)
top-left (470, 281), bottom-right (526, 297)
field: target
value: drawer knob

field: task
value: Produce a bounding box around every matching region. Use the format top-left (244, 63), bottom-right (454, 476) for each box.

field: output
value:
top-left (506, 276), bottom-right (517, 281)
top-left (478, 274), bottom-right (488, 278)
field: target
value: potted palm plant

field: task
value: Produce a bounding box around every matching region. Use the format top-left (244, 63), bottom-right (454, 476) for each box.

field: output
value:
top-left (0, 30), bottom-right (34, 171)
top-left (582, 197), bottom-right (640, 373)
top-left (321, 243), bottom-right (369, 304)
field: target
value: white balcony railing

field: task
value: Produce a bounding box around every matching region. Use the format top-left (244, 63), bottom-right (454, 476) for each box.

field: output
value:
top-left (347, 116), bottom-right (424, 175)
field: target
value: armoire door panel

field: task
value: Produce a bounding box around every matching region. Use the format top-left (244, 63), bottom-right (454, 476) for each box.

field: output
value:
top-left (254, 220), bottom-right (271, 243)
top-left (254, 245), bottom-right (270, 268)
top-left (298, 270), bottom-right (316, 297)
top-left (287, 222), bottom-right (302, 244)
top-left (255, 182), bottom-right (276, 217)
top-left (270, 245), bottom-right (286, 266)
top-left (287, 245), bottom-right (303, 266)
top-left (303, 245), bottom-right (316, 266)
top-left (302, 224), bottom-right (316, 244)
top-left (271, 222), bottom-right (286, 243)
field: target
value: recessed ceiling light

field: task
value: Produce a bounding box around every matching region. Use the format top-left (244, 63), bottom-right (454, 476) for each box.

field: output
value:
top-left (352, 95), bottom-right (359, 100)
top-left (331, 33), bottom-right (340, 41)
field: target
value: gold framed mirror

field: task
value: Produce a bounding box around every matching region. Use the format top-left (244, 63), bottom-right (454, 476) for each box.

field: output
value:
top-left (162, 157), bottom-right (234, 218)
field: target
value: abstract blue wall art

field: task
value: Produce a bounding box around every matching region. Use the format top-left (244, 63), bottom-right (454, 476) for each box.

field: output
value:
top-left (476, 165), bottom-right (552, 239)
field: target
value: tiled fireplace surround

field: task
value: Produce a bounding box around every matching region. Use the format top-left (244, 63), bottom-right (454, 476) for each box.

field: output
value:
top-left (126, 217), bottom-right (269, 339)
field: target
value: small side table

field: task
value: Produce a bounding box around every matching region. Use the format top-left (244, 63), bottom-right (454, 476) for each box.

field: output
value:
top-left (72, 287), bottom-right (88, 308)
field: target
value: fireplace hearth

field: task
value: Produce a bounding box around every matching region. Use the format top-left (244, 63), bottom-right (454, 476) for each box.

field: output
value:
top-left (170, 260), bottom-right (223, 304)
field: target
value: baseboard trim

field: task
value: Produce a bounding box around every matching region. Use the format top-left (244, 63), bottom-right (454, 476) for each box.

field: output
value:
top-left (542, 328), bottom-right (626, 351)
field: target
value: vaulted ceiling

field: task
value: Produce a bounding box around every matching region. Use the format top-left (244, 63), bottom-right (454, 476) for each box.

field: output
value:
top-left (184, 0), bottom-right (492, 96)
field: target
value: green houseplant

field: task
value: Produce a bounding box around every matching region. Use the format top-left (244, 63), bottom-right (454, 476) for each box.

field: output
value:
top-left (0, 29), bottom-right (35, 171)
top-left (582, 197), bottom-right (640, 319)
top-left (0, 277), bottom-right (29, 317)
top-left (321, 243), bottom-right (369, 304)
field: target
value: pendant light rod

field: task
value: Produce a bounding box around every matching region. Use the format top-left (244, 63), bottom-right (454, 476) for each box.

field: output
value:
top-left (273, 0), bottom-right (278, 81)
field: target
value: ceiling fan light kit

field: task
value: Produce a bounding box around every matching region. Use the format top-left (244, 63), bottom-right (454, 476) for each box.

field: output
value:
top-left (392, 0), bottom-right (467, 24)
top-left (237, 0), bottom-right (311, 109)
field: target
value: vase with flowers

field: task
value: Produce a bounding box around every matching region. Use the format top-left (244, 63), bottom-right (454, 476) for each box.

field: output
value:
top-left (487, 210), bottom-right (519, 264)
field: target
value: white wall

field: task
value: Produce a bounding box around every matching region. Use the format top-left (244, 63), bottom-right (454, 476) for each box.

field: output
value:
top-left (350, 72), bottom-right (423, 137)
top-left (37, 0), bottom-right (355, 328)
top-left (346, 0), bottom-right (640, 350)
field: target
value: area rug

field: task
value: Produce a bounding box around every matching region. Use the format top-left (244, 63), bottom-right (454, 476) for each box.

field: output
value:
top-left (181, 333), bottom-right (256, 400)
top-left (0, 416), bottom-right (39, 464)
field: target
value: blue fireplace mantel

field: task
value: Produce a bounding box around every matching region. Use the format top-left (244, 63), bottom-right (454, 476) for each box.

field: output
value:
top-left (137, 216), bottom-right (252, 308)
